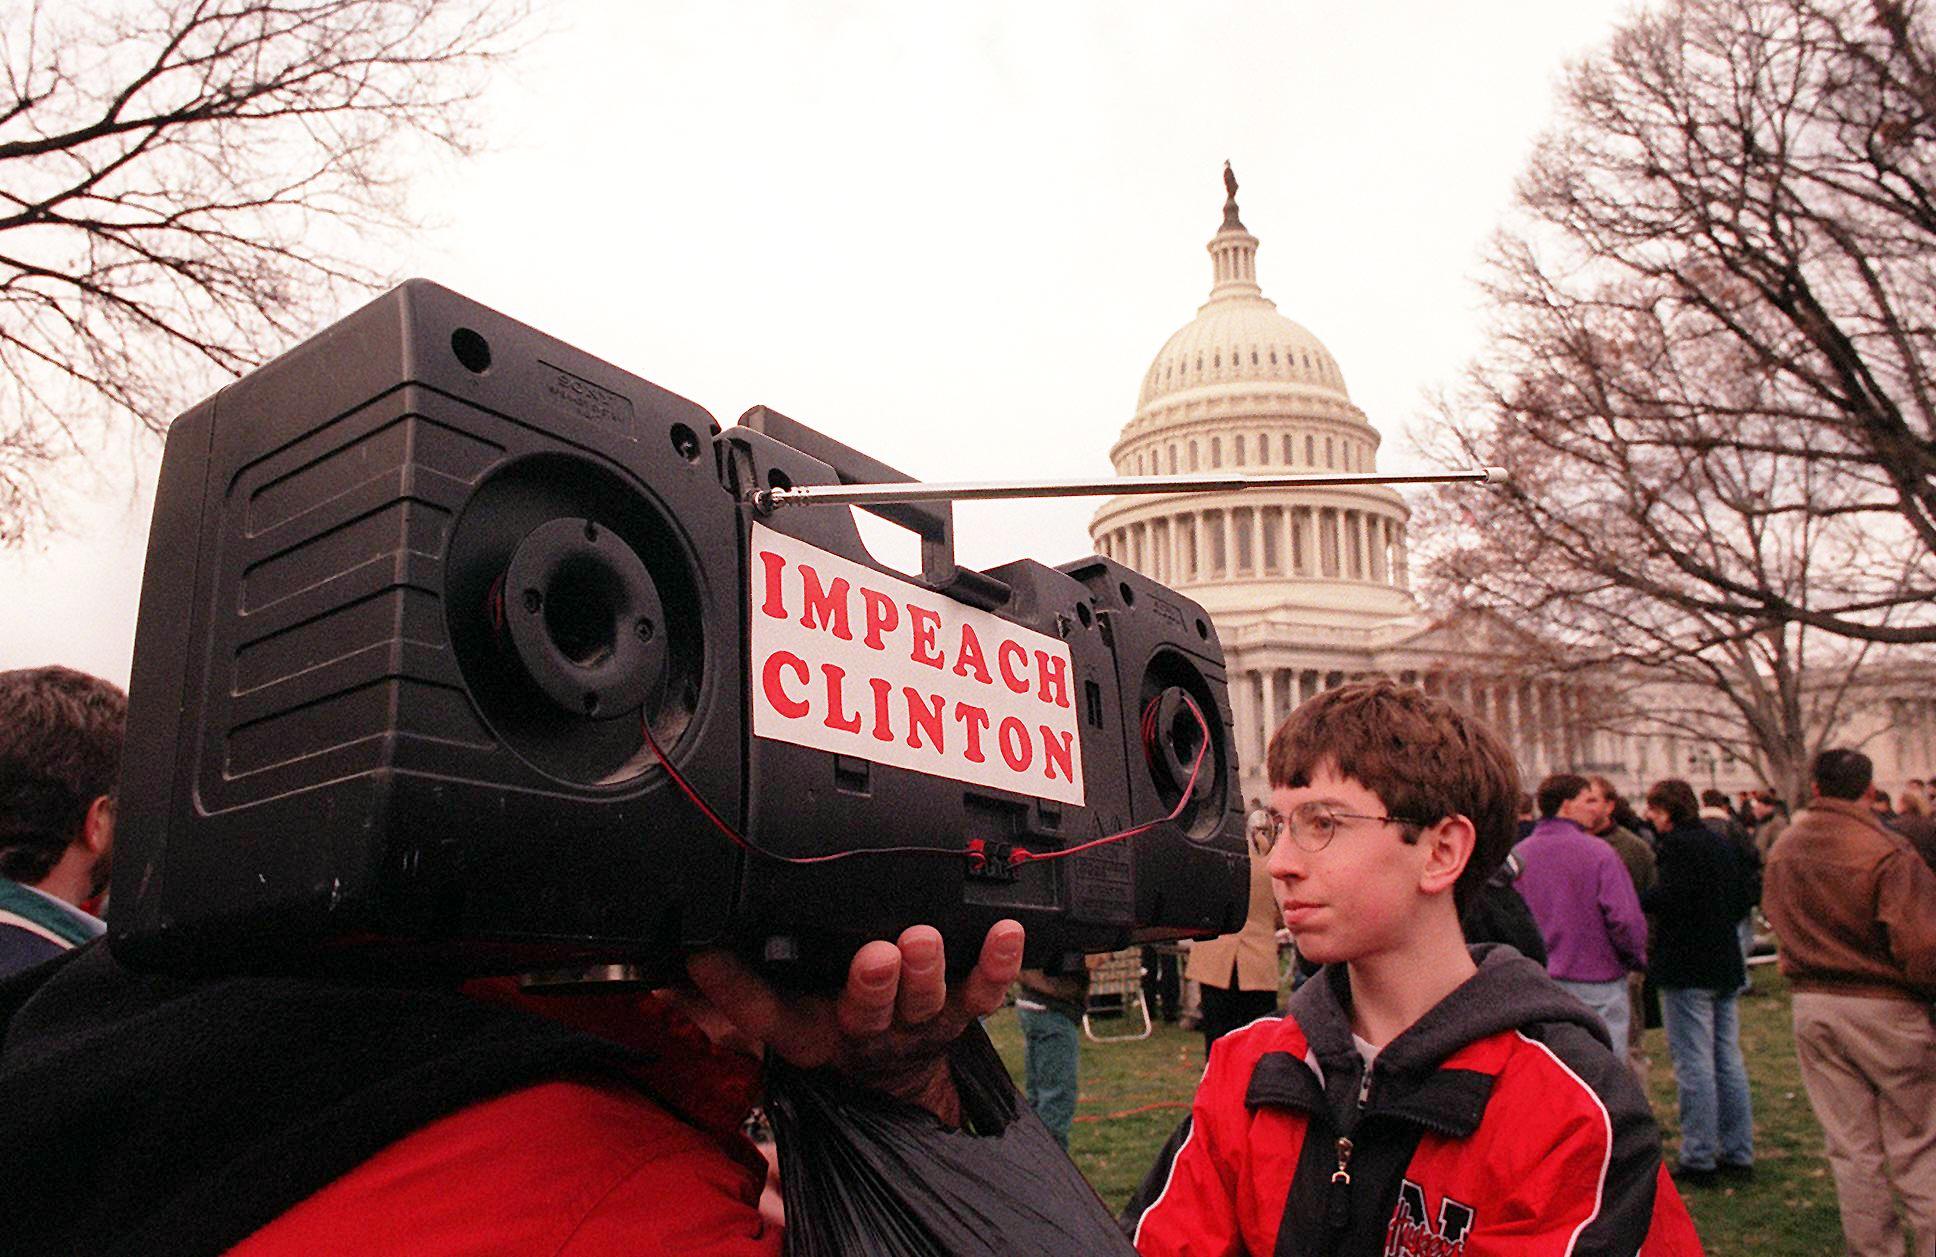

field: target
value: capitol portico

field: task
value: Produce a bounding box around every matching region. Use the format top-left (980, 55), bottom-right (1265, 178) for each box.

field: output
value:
top-left (1091, 168), bottom-right (1621, 803)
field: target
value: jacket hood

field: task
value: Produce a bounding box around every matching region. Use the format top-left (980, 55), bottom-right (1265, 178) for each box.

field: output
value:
top-left (1286, 943), bottom-right (1610, 1087)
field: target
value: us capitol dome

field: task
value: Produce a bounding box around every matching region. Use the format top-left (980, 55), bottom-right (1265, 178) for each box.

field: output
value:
top-left (1092, 165), bottom-right (1613, 802)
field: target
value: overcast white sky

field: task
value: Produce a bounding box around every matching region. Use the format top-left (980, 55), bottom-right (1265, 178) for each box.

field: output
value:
top-left (0, 0), bottom-right (1636, 686)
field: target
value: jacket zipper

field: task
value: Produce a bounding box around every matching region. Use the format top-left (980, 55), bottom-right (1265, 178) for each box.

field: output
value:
top-left (1325, 1135), bottom-right (1354, 1232)
top-left (1324, 1066), bottom-right (1375, 1235)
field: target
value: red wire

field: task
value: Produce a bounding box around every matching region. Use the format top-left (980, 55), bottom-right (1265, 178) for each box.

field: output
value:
top-left (638, 691), bottom-right (1212, 868)
top-left (486, 574), bottom-right (506, 634)
top-left (639, 717), bottom-right (973, 865)
top-left (1008, 692), bottom-right (1209, 866)
top-left (1071, 1100), bottom-right (1194, 1124)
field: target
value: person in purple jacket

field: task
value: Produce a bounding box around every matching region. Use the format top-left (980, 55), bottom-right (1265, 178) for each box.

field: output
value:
top-left (1511, 773), bottom-right (1650, 1053)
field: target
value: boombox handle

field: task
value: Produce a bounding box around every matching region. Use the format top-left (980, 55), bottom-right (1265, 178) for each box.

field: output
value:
top-left (739, 406), bottom-right (1015, 611)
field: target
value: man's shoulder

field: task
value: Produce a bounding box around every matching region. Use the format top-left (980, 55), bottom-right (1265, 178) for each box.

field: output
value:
top-left (1476, 1014), bottom-right (1648, 1134)
top-left (1191, 1010), bottom-right (1305, 1117)
top-left (1587, 831), bottom-right (1633, 867)
top-left (0, 878), bottom-right (102, 948)
top-left (1556, 827), bottom-right (1632, 879)
top-left (1661, 821), bottom-right (1727, 857)
top-left (1390, 952), bottom-right (1626, 1090)
top-left (0, 920), bottom-right (68, 978)
top-left (1517, 821), bottom-right (1599, 864)
top-left (1601, 825), bottom-right (1650, 856)
top-left (1521, 819), bottom-right (1579, 844)
top-left (1778, 803), bottom-right (1898, 858)
top-left (1793, 798), bottom-right (1881, 828)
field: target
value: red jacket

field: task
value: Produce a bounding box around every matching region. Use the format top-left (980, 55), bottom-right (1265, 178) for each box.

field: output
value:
top-left (229, 982), bottom-right (779, 1256)
top-left (1133, 949), bottom-right (1702, 1256)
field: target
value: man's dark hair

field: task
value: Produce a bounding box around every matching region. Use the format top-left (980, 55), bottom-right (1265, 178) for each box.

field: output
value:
top-left (0, 666), bottom-right (128, 884)
top-left (1536, 773), bottom-right (1591, 820)
top-left (1645, 778), bottom-right (1701, 830)
top-left (1811, 748), bottom-right (1873, 801)
top-left (1700, 788), bottom-right (1730, 810)
top-left (1267, 679), bottom-right (1521, 915)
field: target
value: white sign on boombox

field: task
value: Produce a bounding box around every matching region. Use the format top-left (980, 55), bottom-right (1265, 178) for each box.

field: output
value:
top-left (748, 522), bottom-right (1086, 806)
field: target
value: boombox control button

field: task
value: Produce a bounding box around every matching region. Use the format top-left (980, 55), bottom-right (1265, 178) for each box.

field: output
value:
top-left (502, 516), bottom-right (666, 720)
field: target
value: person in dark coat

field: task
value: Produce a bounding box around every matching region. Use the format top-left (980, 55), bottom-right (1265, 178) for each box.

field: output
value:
top-left (1642, 778), bottom-right (1755, 1187)
top-left (1460, 850), bottom-right (1548, 965)
top-left (1701, 787), bottom-right (1762, 991)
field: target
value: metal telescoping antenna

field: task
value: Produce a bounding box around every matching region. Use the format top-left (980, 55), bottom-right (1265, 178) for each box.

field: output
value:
top-left (749, 466), bottom-right (1508, 514)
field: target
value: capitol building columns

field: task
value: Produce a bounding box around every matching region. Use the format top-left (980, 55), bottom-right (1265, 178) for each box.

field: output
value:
top-left (1096, 501), bottom-right (1418, 592)
top-left (1205, 660), bottom-right (1598, 804)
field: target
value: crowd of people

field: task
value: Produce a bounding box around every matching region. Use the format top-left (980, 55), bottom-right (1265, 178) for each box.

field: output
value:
top-left (3, 661), bottom-right (1932, 1254)
top-left (1400, 754), bottom-right (1934, 1254)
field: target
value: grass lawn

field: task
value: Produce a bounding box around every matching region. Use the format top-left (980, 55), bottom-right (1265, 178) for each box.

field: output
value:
top-left (988, 966), bottom-right (1846, 1254)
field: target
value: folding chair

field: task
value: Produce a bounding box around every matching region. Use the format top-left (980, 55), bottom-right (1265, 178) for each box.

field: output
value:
top-left (1081, 947), bottom-right (1153, 1042)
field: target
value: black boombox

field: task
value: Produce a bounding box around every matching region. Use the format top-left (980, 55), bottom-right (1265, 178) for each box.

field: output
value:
top-left (107, 280), bottom-right (1248, 982)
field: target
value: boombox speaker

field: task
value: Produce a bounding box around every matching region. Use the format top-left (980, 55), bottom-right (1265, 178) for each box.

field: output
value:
top-left (109, 280), bottom-right (1248, 980)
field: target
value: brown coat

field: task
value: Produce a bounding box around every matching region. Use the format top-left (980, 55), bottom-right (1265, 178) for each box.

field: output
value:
top-left (1763, 797), bottom-right (1936, 1004)
top-left (1185, 831), bottom-right (1279, 992)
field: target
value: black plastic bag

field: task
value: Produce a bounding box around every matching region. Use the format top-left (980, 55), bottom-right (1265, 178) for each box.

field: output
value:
top-left (766, 1022), bottom-right (1136, 1256)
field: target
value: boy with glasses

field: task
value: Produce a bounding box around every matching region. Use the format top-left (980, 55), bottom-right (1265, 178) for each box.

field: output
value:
top-left (1132, 680), bottom-right (1699, 1255)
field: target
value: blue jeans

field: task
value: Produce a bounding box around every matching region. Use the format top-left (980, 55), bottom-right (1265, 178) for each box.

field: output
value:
top-left (1556, 977), bottom-right (1630, 1055)
top-left (1016, 1003), bottom-right (1080, 1149)
top-left (1661, 985), bottom-right (1754, 1170)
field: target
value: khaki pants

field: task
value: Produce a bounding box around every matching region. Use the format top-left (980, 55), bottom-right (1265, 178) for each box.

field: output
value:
top-left (1791, 993), bottom-right (1936, 1257)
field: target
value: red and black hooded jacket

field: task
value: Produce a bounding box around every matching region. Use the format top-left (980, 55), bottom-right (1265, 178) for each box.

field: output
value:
top-left (1132, 946), bottom-right (1702, 1256)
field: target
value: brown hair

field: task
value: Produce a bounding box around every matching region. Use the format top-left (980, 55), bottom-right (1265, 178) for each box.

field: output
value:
top-left (1266, 679), bottom-right (1521, 914)
top-left (0, 666), bottom-right (127, 883)
top-left (1644, 778), bottom-right (1701, 829)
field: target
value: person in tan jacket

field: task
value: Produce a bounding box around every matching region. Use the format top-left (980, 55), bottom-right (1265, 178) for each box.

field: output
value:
top-left (1184, 808), bottom-right (1281, 1055)
top-left (1763, 747), bottom-right (1936, 1257)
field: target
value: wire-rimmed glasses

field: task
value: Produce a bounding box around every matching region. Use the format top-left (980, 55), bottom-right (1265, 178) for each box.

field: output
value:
top-left (1272, 801), bottom-right (1429, 852)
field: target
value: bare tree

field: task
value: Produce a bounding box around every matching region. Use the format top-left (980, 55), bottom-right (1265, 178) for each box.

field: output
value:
top-left (1472, 0), bottom-right (1936, 643)
top-left (0, 0), bottom-right (528, 544)
top-left (1417, 0), bottom-right (1936, 797)
top-left (1420, 339), bottom-right (1903, 804)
